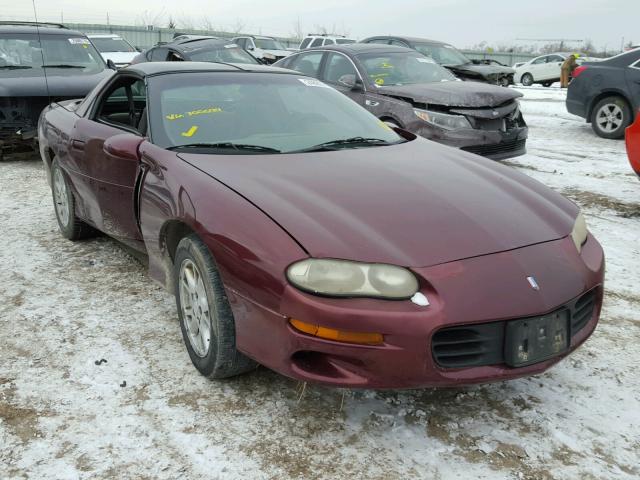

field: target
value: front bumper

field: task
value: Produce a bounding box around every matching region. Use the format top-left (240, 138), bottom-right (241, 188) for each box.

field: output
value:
top-left (231, 234), bottom-right (605, 389)
top-left (408, 120), bottom-right (528, 160)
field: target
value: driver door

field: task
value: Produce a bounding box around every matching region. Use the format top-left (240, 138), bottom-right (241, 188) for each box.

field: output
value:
top-left (321, 52), bottom-right (364, 105)
top-left (70, 75), bottom-right (147, 248)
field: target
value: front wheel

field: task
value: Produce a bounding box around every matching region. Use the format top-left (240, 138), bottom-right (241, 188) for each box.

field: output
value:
top-left (591, 96), bottom-right (631, 139)
top-left (51, 160), bottom-right (93, 240)
top-left (542, 81), bottom-right (553, 88)
top-left (174, 234), bottom-right (256, 379)
top-left (521, 73), bottom-right (533, 86)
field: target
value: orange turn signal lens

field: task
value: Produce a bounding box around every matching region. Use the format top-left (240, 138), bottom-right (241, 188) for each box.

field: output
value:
top-left (289, 319), bottom-right (383, 345)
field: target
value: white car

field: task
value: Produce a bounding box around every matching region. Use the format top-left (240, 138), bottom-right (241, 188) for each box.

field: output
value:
top-left (87, 34), bottom-right (138, 67)
top-left (514, 53), bottom-right (574, 87)
top-left (298, 35), bottom-right (356, 49)
top-left (231, 35), bottom-right (292, 64)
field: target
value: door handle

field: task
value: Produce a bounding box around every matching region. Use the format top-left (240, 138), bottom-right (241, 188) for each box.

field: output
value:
top-left (70, 139), bottom-right (85, 151)
top-left (365, 99), bottom-right (380, 107)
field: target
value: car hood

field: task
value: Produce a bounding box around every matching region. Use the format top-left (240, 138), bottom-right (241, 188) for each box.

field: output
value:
top-left (99, 51), bottom-right (138, 64)
top-left (0, 69), bottom-right (111, 97)
top-left (446, 63), bottom-right (515, 76)
top-left (377, 81), bottom-right (522, 108)
top-left (179, 139), bottom-right (578, 267)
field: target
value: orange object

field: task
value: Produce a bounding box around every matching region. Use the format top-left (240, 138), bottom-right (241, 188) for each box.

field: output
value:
top-left (626, 110), bottom-right (640, 178)
top-left (289, 319), bottom-right (384, 345)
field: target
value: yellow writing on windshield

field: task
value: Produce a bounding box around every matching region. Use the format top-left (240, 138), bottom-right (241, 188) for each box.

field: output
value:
top-left (165, 107), bottom-right (223, 121)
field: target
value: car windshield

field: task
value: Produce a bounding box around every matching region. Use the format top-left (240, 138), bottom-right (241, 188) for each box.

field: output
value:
top-left (90, 37), bottom-right (135, 53)
top-left (0, 33), bottom-right (105, 73)
top-left (189, 46), bottom-right (259, 64)
top-left (358, 52), bottom-right (456, 86)
top-left (254, 38), bottom-right (285, 50)
top-left (412, 43), bottom-right (470, 66)
top-left (336, 39), bottom-right (355, 45)
top-left (149, 73), bottom-right (404, 153)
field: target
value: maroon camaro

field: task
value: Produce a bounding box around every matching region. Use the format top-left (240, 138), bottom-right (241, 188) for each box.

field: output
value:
top-left (39, 62), bottom-right (605, 389)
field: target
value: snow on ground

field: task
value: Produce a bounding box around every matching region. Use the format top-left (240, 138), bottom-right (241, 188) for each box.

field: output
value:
top-left (1, 86), bottom-right (639, 479)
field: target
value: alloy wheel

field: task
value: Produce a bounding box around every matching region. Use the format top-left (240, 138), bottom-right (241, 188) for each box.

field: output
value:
top-left (179, 259), bottom-right (213, 357)
top-left (53, 168), bottom-right (70, 227)
top-left (596, 104), bottom-right (623, 133)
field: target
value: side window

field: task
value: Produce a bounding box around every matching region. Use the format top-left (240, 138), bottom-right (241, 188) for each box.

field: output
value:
top-left (167, 50), bottom-right (184, 61)
top-left (323, 38), bottom-right (335, 45)
top-left (300, 38), bottom-right (312, 49)
top-left (532, 56), bottom-right (546, 65)
top-left (95, 78), bottom-right (147, 133)
top-left (310, 38), bottom-right (324, 48)
top-left (247, 39), bottom-right (256, 50)
top-left (235, 38), bottom-right (246, 48)
top-left (287, 52), bottom-right (324, 77)
top-left (323, 53), bottom-right (358, 87)
top-left (390, 40), bottom-right (408, 47)
top-left (548, 55), bottom-right (564, 63)
top-left (150, 47), bottom-right (168, 61)
top-left (145, 48), bottom-right (154, 61)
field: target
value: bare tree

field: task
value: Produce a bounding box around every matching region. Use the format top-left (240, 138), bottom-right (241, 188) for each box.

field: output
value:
top-left (201, 16), bottom-right (217, 32)
top-left (231, 17), bottom-right (245, 34)
top-left (135, 9), bottom-right (166, 28)
top-left (167, 16), bottom-right (176, 29)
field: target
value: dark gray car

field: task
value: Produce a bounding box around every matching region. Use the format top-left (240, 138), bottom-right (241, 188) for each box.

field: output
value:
top-left (566, 48), bottom-right (640, 139)
top-left (274, 44), bottom-right (527, 159)
top-left (361, 36), bottom-right (515, 87)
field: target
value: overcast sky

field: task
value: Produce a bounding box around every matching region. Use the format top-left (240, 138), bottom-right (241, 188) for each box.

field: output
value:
top-left (4, 0), bottom-right (638, 50)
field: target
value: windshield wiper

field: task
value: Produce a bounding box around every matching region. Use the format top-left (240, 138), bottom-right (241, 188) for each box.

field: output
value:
top-left (42, 64), bottom-right (85, 69)
top-left (0, 65), bottom-right (32, 69)
top-left (167, 142), bottom-right (281, 153)
top-left (290, 137), bottom-right (398, 153)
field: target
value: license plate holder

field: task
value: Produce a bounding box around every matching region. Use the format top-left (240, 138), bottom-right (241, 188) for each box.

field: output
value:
top-left (505, 310), bottom-right (570, 367)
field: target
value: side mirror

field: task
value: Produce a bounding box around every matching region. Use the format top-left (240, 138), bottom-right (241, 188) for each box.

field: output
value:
top-left (104, 133), bottom-right (143, 161)
top-left (106, 59), bottom-right (117, 70)
top-left (338, 74), bottom-right (356, 88)
top-left (351, 78), bottom-right (365, 92)
top-left (247, 46), bottom-right (255, 51)
top-left (135, 46), bottom-right (142, 52)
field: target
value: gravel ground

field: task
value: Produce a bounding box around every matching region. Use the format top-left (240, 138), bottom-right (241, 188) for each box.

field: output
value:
top-left (1, 86), bottom-right (639, 479)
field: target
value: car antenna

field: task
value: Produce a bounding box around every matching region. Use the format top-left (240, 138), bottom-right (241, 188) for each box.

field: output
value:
top-left (31, 0), bottom-right (52, 107)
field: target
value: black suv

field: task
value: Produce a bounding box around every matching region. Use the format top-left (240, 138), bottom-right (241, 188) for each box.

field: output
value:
top-left (0, 21), bottom-right (110, 159)
top-left (361, 36), bottom-right (515, 87)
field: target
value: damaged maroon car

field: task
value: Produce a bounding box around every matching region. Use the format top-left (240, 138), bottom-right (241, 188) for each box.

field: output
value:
top-left (39, 62), bottom-right (603, 389)
top-left (275, 44), bottom-right (528, 159)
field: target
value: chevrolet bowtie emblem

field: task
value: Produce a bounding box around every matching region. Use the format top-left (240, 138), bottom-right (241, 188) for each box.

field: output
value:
top-left (527, 276), bottom-right (540, 291)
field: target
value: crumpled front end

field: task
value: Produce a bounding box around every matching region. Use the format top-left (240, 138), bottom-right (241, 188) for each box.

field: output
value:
top-left (407, 99), bottom-right (528, 160)
top-left (0, 96), bottom-right (48, 159)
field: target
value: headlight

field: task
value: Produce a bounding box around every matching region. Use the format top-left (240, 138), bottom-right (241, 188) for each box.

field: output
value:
top-left (286, 259), bottom-right (419, 299)
top-left (571, 211), bottom-right (588, 253)
top-left (414, 109), bottom-right (471, 130)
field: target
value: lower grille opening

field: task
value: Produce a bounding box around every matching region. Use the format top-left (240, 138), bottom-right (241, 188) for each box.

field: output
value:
top-left (461, 138), bottom-right (526, 157)
top-left (432, 322), bottom-right (504, 368)
top-left (572, 290), bottom-right (596, 333)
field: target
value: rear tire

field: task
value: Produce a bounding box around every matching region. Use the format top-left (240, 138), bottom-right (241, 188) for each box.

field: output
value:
top-left (542, 81), bottom-right (553, 88)
top-left (174, 234), bottom-right (257, 379)
top-left (51, 160), bottom-right (94, 240)
top-left (590, 96), bottom-right (631, 139)
top-left (521, 73), bottom-right (533, 86)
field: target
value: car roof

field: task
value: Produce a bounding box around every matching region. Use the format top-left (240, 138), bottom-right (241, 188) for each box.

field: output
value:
top-left (168, 38), bottom-right (234, 52)
top-left (361, 35), bottom-right (449, 46)
top-left (87, 34), bottom-right (123, 38)
top-left (0, 24), bottom-right (85, 36)
top-left (122, 61), bottom-right (295, 77)
top-left (305, 43), bottom-right (415, 55)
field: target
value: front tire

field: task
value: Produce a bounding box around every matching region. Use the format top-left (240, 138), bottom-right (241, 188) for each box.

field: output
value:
top-left (542, 81), bottom-right (553, 88)
top-left (591, 96), bottom-right (631, 139)
top-left (174, 234), bottom-right (256, 379)
top-left (521, 73), bottom-right (533, 86)
top-left (51, 160), bottom-right (93, 240)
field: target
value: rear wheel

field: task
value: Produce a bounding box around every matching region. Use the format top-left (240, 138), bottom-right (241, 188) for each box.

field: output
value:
top-left (174, 234), bottom-right (256, 379)
top-left (521, 73), bottom-right (533, 86)
top-left (591, 96), bottom-right (631, 139)
top-left (542, 81), bottom-right (553, 88)
top-left (51, 160), bottom-right (93, 240)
